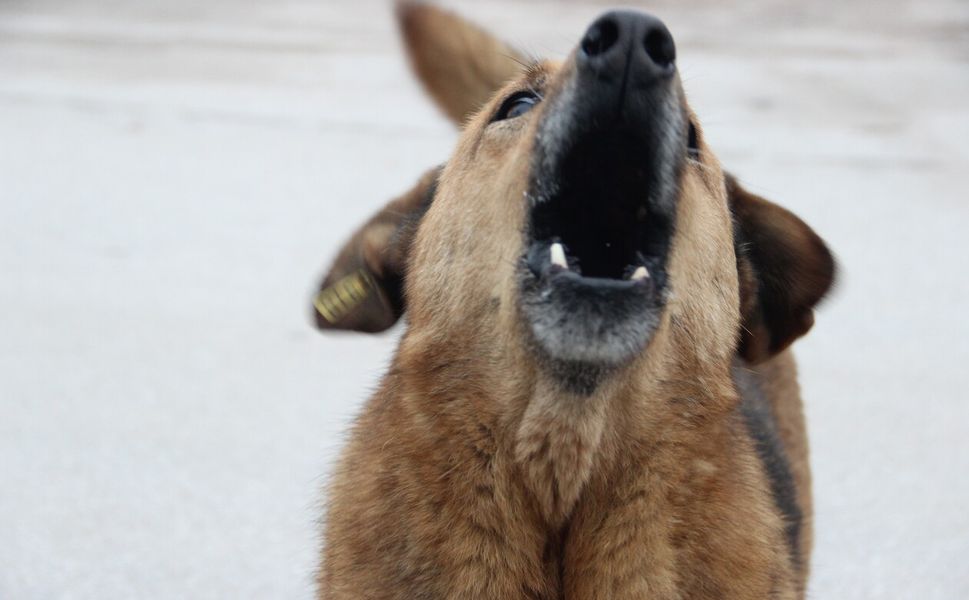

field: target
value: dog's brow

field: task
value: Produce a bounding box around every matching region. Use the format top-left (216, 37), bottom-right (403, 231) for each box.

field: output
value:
top-left (522, 62), bottom-right (548, 86)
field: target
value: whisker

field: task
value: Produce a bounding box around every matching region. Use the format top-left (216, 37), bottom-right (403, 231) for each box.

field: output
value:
top-left (501, 52), bottom-right (540, 73)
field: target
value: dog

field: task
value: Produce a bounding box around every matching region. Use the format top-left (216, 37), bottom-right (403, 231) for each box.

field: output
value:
top-left (310, 2), bottom-right (835, 598)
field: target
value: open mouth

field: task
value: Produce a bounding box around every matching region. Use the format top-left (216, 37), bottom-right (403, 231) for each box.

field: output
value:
top-left (519, 127), bottom-right (678, 379)
top-left (526, 130), bottom-right (673, 287)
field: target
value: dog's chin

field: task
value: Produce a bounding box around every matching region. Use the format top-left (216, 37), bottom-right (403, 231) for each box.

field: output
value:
top-left (519, 248), bottom-right (668, 395)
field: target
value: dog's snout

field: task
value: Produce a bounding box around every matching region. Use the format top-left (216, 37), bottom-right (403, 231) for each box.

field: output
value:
top-left (578, 11), bottom-right (676, 83)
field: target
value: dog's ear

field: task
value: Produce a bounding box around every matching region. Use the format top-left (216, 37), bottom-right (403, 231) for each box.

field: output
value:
top-left (728, 175), bottom-right (836, 363)
top-left (396, 1), bottom-right (528, 125)
top-left (312, 167), bottom-right (440, 333)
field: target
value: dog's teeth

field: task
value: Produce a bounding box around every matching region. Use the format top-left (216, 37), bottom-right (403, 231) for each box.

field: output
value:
top-left (631, 266), bottom-right (650, 281)
top-left (550, 243), bottom-right (568, 269)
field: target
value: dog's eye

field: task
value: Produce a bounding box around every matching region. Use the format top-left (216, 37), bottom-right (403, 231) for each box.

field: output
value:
top-left (493, 91), bottom-right (540, 122)
top-left (687, 121), bottom-right (700, 160)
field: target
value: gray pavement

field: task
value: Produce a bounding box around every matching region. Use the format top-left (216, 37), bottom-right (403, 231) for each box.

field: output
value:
top-left (1, 0), bottom-right (967, 598)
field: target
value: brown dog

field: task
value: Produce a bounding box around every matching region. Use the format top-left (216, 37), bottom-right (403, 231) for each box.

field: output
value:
top-left (311, 3), bottom-right (835, 598)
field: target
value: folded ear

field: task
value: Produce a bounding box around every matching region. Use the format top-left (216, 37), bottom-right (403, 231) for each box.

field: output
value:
top-left (396, 1), bottom-right (528, 125)
top-left (728, 175), bottom-right (836, 363)
top-left (312, 167), bottom-right (441, 333)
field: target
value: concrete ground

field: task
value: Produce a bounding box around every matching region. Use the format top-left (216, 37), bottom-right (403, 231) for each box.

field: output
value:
top-left (1, 0), bottom-right (967, 598)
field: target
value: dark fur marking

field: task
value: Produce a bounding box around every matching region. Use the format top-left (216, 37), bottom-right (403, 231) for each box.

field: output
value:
top-left (384, 165), bottom-right (443, 316)
top-left (733, 364), bottom-right (802, 568)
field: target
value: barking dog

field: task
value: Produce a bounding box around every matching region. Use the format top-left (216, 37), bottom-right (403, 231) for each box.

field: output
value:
top-left (311, 3), bottom-right (835, 598)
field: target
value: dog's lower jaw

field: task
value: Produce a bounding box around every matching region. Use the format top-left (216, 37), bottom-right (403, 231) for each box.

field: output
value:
top-left (518, 266), bottom-right (668, 395)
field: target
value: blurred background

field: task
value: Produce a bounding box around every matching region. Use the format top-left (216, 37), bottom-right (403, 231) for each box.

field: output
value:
top-left (1, 0), bottom-right (967, 598)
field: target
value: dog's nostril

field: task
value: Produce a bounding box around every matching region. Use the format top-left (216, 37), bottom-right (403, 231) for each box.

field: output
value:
top-left (643, 26), bottom-right (675, 68)
top-left (581, 18), bottom-right (619, 57)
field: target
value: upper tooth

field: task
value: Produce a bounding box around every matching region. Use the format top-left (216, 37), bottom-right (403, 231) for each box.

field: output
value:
top-left (631, 266), bottom-right (650, 281)
top-left (550, 243), bottom-right (568, 269)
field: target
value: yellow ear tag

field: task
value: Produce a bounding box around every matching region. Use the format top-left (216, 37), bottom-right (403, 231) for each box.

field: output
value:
top-left (313, 269), bottom-right (375, 324)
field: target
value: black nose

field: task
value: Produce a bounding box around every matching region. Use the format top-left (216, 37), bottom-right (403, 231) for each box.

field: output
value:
top-left (579, 11), bottom-right (675, 82)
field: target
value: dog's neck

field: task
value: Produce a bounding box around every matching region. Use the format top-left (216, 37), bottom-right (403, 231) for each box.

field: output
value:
top-left (397, 319), bottom-right (737, 527)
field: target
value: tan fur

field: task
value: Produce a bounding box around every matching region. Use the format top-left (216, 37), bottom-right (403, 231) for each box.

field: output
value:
top-left (315, 5), bottom-right (834, 598)
top-left (397, 1), bottom-right (527, 125)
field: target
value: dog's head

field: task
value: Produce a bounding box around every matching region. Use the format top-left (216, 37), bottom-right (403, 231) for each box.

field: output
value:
top-left (314, 3), bottom-right (835, 393)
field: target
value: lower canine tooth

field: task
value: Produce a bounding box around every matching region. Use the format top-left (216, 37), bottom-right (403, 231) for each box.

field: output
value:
top-left (550, 243), bottom-right (568, 269)
top-left (631, 266), bottom-right (649, 281)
